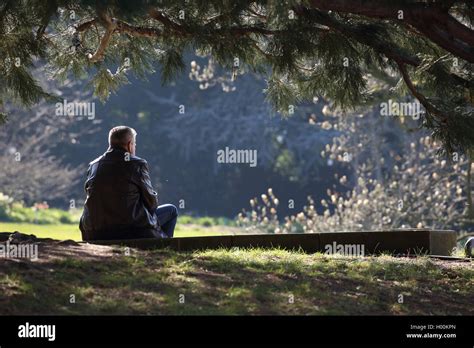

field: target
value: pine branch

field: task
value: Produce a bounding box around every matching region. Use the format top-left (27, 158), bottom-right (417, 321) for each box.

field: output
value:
top-left (149, 8), bottom-right (187, 35)
top-left (116, 21), bottom-right (162, 38)
top-left (296, 8), bottom-right (473, 90)
top-left (309, 0), bottom-right (474, 63)
top-left (76, 18), bottom-right (98, 32)
top-left (87, 12), bottom-right (116, 63)
top-left (395, 60), bottom-right (446, 123)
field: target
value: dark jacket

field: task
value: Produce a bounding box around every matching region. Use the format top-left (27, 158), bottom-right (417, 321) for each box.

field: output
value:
top-left (79, 147), bottom-right (161, 241)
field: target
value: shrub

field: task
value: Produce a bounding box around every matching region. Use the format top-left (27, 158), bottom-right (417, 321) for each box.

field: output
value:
top-left (0, 194), bottom-right (79, 224)
top-left (178, 215), bottom-right (235, 227)
top-left (238, 138), bottom-right (470, 234)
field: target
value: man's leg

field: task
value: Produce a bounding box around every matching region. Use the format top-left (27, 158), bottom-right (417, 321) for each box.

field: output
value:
top-left (155, 204), bottom-right (178, 238)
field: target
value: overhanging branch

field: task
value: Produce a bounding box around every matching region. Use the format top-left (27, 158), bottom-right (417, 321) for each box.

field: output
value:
top-left (395, 60), bottom-right (447, 124)
top-left (87, 14), bottom-right (116, 63)
top-left (310, 0), bottom-right (474, 63)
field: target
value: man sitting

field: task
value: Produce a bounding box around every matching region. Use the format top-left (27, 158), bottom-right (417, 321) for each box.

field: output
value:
top-left (79, 126), bottom-right (178, 241)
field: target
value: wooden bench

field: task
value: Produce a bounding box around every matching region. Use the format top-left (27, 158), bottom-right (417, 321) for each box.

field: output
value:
top-left (86, 229), bottom-right (457, 256)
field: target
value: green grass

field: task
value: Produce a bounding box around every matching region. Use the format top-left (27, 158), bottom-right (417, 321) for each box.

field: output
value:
top-left (177, 215), bottom-right (235, 227)
top-left (0, 211), bottom-right (239, 240)
top-left (0, 222), bottom-right (240, 240)
top-left (0, 223), bottom-right (79, 240)
top-left (1, 220), bottom-right (472, 315)
top-left (0, 247), bottom-right (472, 315)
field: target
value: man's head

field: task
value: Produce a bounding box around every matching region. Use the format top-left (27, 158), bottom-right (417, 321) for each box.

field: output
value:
top-left (108, 126), bottom-right (137, 155)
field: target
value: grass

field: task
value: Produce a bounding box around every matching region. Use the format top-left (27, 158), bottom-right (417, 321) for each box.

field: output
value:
top-left (0, 222), bottom-right (241, 240)
top-left (0, 246), bottom-right (472, 315)
top-left (0, 203), bottom-right (237, 240)
top-left (0, 219), bottom-right (472, 315)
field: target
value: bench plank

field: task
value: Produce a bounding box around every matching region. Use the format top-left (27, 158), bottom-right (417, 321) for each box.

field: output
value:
top-left (86, 229), bottom-right (457, 256)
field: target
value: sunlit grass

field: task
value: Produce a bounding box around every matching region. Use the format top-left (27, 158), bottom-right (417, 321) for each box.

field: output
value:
top-left (0, 222), bottom-right (239, 241)
top-left (1, 247), bottom-right (472, 315)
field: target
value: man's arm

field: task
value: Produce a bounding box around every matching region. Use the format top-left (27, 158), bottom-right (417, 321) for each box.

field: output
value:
top-left (84, 165), bottom-right (91, 192)
top-left (136, 161), bottom-right (159, 213)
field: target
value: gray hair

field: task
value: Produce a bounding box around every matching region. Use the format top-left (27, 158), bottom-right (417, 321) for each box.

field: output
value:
top-left (108, 126), bottom-right (137, 148)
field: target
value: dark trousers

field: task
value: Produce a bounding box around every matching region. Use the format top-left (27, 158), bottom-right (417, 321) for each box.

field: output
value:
top-left (155, 204), bottom-right (178, 238)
